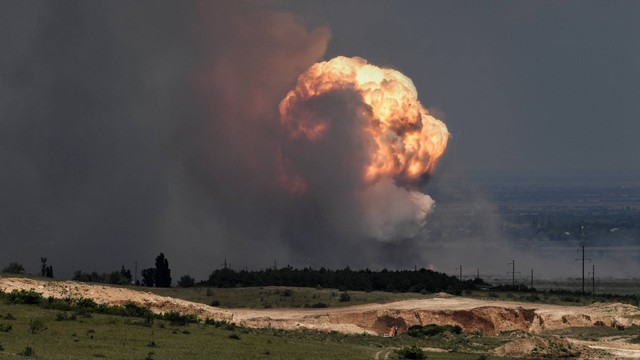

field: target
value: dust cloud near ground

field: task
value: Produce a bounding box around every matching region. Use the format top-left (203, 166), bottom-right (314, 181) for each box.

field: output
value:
top-left (3, 277), bottom-right (640, 358)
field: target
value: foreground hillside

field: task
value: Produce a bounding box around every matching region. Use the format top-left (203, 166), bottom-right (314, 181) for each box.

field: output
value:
top-left (3, 277), bottom-right (640, 358)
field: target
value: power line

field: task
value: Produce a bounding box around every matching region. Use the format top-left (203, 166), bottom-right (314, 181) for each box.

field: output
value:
top-left (507, 260), bottom-right (520, 287)
top-left (525, 268), bottom-right (534, 290)
top-left (575, 246), bottom-right (592, 295)
top-left (592, 265), bottom-right (595, 294)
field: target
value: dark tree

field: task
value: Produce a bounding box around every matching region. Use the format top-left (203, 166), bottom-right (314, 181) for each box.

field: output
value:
top-left (3, 262), bottom-right (25, 274)
top-left (120, 266), bottom-right (132, 284)
top-left (177, 275), bottom-right (195, 288)
top-left (40, 257), bottom-right (47, 277)
top-left (45, 265), bottom-right (53, 278)
top-left (141, 268), bottom-right (156, 287)
top-left (154, 253), bottom-right (171, 287)
top-left (40, 257), bottom-right (53, 278)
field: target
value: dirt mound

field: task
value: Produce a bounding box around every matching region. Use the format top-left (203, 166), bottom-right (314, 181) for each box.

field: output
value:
top-left (2, 277), bottom-right (640, 338)
top-left (0, 277), bottom-right (233, 322)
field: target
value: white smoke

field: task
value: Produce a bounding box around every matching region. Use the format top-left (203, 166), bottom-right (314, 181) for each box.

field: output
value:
top-left (359, 178), bottom-right (434, 241)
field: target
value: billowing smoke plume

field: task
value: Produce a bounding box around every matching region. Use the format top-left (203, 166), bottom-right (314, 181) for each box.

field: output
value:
top-left (0, 1), bottom-right (448, 278)
top-left (278, 56), bottom-right (449, 241)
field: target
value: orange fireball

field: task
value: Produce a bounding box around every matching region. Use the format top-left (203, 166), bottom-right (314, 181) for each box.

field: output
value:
top-left (279, 56), bottom-right (449, 187)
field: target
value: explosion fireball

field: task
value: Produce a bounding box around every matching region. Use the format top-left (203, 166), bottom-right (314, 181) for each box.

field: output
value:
top-left (278, 56), bottom-right (449, 241)
top-left (279, 56), bottom-right (449, 187)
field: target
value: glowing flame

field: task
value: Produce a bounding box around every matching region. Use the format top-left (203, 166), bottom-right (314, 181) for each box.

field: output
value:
top-left (279, 56), bottom-right (449, 186)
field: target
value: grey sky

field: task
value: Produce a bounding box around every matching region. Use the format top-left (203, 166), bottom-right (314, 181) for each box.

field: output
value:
top-left (1, 1), bottom-right (639, 280)
top-left (291, 0), bottom-right (640, 175)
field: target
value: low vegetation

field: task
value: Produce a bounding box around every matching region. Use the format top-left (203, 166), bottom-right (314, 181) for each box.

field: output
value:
top-left (0, 286), bottom-right (537, 359)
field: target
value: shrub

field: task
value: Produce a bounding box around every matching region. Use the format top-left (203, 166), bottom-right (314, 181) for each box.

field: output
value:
top-left (75, 298), bottom-right (98, 310)
top-left (339, 292), bottom-right (351, 302)
top-left (161, 311), bottom-right (197, 326)
top-left (396, 345), bottom-right (426, 359)
top-left (6, 290), bottom-right (42, 305)
top-left (282, 289), bottom-right (293, 297)
top-left (29, 319), bottom-right (47, 334)
top-left (204, 318), bottom-right (231, 328)
top-left (122, 303), bottom-right (154, 318)
top-left (42, 296), bottom-right (73, 311)
top-left (228, 333), bottom-right (240, 340)
top-left (55, 312), bottom-right (77, 321)
top-left (0, 323), bottom-right (12, 332)
top-left (407, 324), bottom-right (462, 337)
top-left (2, 262), bottom-right (25, 274)
top-left (210, 300), bottom-right (220, 307)
top-left (4, 313), bottom-right (15, 320)
top-left (310, 302), bottom-right (328, 308)
top-left (18, 346), bottom-right (34, 356)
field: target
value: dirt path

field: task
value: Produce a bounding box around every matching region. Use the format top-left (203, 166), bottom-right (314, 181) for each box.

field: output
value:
top-left (2, 277), bottom-right (639, 337)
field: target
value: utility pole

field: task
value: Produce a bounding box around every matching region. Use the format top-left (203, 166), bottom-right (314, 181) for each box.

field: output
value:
top-left (588, 265), bottom-right (595, 294)
top-left (575, 246), bottom-right (591, 295)
top-left (456, 265), bottom-right (463, 281)
top-left (134, 261), bottom-right (138, 285)
top-left (477, 268), bottom-right (480, 280)
top-left (507, 260), bottom-right (520, 287)
top-left (530, 269), bottom-right (534, 290)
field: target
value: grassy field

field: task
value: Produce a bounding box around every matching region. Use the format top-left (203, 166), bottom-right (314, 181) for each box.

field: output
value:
top-left (0, 300), bottom-right (532, 360)
top-left (142, 286), bottom-right (433, 309)
top-left (2, 276), bottom-right (640, 358)
top-left (141, 284), bottom-right (640, 309)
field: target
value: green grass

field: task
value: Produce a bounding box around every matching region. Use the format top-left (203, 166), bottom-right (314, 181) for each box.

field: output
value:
top-left (0, 301), bottom-right (531, 359)
top-left (141, 286), bottom-right (434, 309)
top-left (463, 289), bottom-right (639, 307)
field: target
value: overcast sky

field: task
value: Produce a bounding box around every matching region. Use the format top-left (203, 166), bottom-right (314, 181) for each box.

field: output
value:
top-left (290, 0), bottom-right (640, 176)
top-left (1, 1), bottom-right (639, 280)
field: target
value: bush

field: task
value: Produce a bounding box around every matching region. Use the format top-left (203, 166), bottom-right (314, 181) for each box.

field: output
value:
top-left (6, 290), bottom-right (42, 305)
top-left (122, 303), bottom-right (154, 318)
top-left (18, 346), bottom-right (34, 357)
top-left (55, 312), bottom-right (77, 321)
top-left (339, 292), bottom-right (351, 302)
top-left (210, 300), bottom-right (220, 307)
top-left (0, 323), bottom-right (12, 332)
top-left (2, 262), bottom-right (25, 274)
top-left (161, 311), bottom-right (197, 326)
top-left (228, 333), bottom-right (240, 340)
top-left (310, 302), bottom-right (328, 308)
top-left (75, 298), bottom-right (98, 310)
top-left (29, 319), bottom-right (47, 334)
top-left (396, 345), bottom-right (426, 359)
top-left (282, 289), bottom-right (294, 297)
top-left (407, 324), bottom-right (462, 337)
top-left (204, 318), bottom-right (231, 328)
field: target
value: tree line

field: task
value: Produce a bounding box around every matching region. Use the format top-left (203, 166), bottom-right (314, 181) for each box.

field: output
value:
top-left (206, 266), bottom-right (485, 294)
top-left (3, 253), bottom-right (487, 294)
